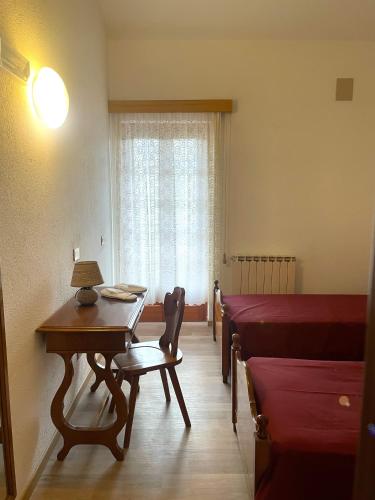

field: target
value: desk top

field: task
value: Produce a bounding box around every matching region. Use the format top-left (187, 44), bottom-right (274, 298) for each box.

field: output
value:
top-left (36, 291), bottom-right (146, 334)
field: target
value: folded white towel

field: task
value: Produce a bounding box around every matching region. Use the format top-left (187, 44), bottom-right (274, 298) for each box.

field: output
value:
top-left (115, 283), bottom-right (147, 294)
top-left (100, 287), bottom-right (137, 302)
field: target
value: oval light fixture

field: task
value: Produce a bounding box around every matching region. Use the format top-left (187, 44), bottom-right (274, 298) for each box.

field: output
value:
top-left (32, 67), bottom-right (69, 128)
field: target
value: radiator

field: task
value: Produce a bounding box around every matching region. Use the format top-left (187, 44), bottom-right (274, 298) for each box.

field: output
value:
top-left (231, 256), bottom-right (296, 294)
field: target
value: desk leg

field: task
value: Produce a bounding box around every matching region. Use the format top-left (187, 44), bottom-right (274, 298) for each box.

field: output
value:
top-left (87, 352), bottom-right (105, 392)
top-left (51, 352), bottom-right (128, 461)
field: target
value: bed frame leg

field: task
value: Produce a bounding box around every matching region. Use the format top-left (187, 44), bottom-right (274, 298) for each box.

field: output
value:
top-left (212, 280), bottom-right (219, 341)
top-left (222, 305), bottom-right (230, 383)
top-left (232, 333), bottom-right (241, 431)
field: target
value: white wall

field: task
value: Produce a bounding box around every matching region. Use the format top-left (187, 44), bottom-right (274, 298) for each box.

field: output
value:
top-left (0, 0), bottom-right (111, 496)
top-left (107, 39), bottom-right (375, 293)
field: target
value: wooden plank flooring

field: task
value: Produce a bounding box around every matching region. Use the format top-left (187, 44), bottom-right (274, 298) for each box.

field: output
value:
top-left (30, 323), bottom-right (249, 500)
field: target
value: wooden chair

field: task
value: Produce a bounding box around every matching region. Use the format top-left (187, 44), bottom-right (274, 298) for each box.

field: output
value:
top-left (109, 286), bottom-right (191, 447)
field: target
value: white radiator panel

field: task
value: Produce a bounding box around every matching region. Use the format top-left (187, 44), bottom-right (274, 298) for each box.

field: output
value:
top-left (232, 256), bottom-right (296, 294)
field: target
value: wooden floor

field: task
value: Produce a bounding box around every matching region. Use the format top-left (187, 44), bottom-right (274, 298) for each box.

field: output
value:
top-left (30, 323), bottom-right (249, 500)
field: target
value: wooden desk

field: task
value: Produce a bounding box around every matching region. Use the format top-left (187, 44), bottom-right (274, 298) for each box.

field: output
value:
top-left (36, 291), bottom-right (146, 461)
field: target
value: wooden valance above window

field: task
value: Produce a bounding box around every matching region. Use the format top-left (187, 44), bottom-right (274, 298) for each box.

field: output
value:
top-left (108, 99), bottom-right (233, 114)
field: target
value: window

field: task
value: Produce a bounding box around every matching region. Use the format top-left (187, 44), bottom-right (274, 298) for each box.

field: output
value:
top-left (110, 112), bottom-right (226, 308)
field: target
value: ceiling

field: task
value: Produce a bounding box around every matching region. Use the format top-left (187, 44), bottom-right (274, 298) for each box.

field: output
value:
top-left (97, 0), bottom-right (375, 41)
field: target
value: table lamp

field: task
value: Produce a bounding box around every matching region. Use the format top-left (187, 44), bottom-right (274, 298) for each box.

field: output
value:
top-left (71, 261), bottom-right (104, 306)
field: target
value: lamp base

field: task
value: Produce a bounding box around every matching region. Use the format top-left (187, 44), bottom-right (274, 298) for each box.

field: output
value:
top-left (76, 287), bottom-right (98, 306)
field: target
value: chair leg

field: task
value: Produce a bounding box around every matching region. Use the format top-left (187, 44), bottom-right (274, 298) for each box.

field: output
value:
top-left (109, 370), bottom-right (124, 414)
top-left (124, 373), bottom-right (140, 393)
top-left (167, 366), bottom-right (191, 427)
top-left (124, 375), bottom-right (140, 448)
top-left (160, 368), bottom-right (171, 402)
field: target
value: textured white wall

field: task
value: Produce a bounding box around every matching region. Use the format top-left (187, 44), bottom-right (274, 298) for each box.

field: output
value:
top-left (0, 0), bottom-right (111, 496)
top-left (108, 39), bottom-right (375, 293)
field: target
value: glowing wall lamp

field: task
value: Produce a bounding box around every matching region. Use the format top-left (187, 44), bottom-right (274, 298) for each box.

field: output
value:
top-left (0, 37), bottom-right (30, 81)
top-left (31, 67), bottom-right (69, 128)
top-left (0, 36), bottom-right (69, 129)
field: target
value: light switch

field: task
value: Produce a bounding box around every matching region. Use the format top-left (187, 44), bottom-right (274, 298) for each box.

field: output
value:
top-left (73, 248), bottom-right (80, 262)
top-left (100, 236), bottom-right (105, 247)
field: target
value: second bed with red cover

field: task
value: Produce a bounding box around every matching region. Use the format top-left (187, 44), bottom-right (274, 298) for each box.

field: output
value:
top-left (248, 357), bottom-right (363, 500)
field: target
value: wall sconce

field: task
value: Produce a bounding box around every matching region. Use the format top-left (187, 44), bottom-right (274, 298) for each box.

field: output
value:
top-left (31, 67), bottom-right (69, 128)
top-left (0, 36), bottom-right (69, 129)
top-left (0, 37), bottom-right (30, 81)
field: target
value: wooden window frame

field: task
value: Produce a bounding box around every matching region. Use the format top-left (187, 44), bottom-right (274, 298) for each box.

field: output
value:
top-left (108, 99), bottom-right (233, 114)
top-left (109, 99), bottom-right (230, 322)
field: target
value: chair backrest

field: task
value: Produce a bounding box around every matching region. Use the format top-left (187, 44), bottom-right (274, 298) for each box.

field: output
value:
top-left (159, 287), bottom-right (185, 357)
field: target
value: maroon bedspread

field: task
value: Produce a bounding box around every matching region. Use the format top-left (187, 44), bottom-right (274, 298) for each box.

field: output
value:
top-left (223, 294), bottom-right (366, 361)
top-left (248, 357), bottom-right (363, 500)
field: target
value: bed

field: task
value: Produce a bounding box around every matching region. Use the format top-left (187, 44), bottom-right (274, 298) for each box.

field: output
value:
top-left (213, 281), bottom-right (367, 382)
top-left (231, 334), bottom-right (363, 500)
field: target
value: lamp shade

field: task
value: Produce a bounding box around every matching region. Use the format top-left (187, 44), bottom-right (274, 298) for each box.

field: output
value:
top-left (71, 261), bottom-right (104, 288)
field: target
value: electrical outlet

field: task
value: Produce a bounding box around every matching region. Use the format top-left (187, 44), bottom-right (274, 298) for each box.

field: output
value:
top-left (73, 247), bottom-right (80, 262)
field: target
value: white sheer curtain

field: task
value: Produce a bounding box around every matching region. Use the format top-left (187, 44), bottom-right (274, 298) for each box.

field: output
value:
top-left (110, 112), bottom-right (227, 306)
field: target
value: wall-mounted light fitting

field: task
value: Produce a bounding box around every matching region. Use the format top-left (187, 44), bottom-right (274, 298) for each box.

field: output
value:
top-left (0, 37), bottom-right (30, 81)
top-left (1, 36), bottom-right (69, 128)
top-left (31, 67), bottom-right (69, 128)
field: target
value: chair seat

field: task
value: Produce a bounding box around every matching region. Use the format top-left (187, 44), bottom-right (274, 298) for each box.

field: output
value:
top-left (113, 341), bottom-right (183, 374)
